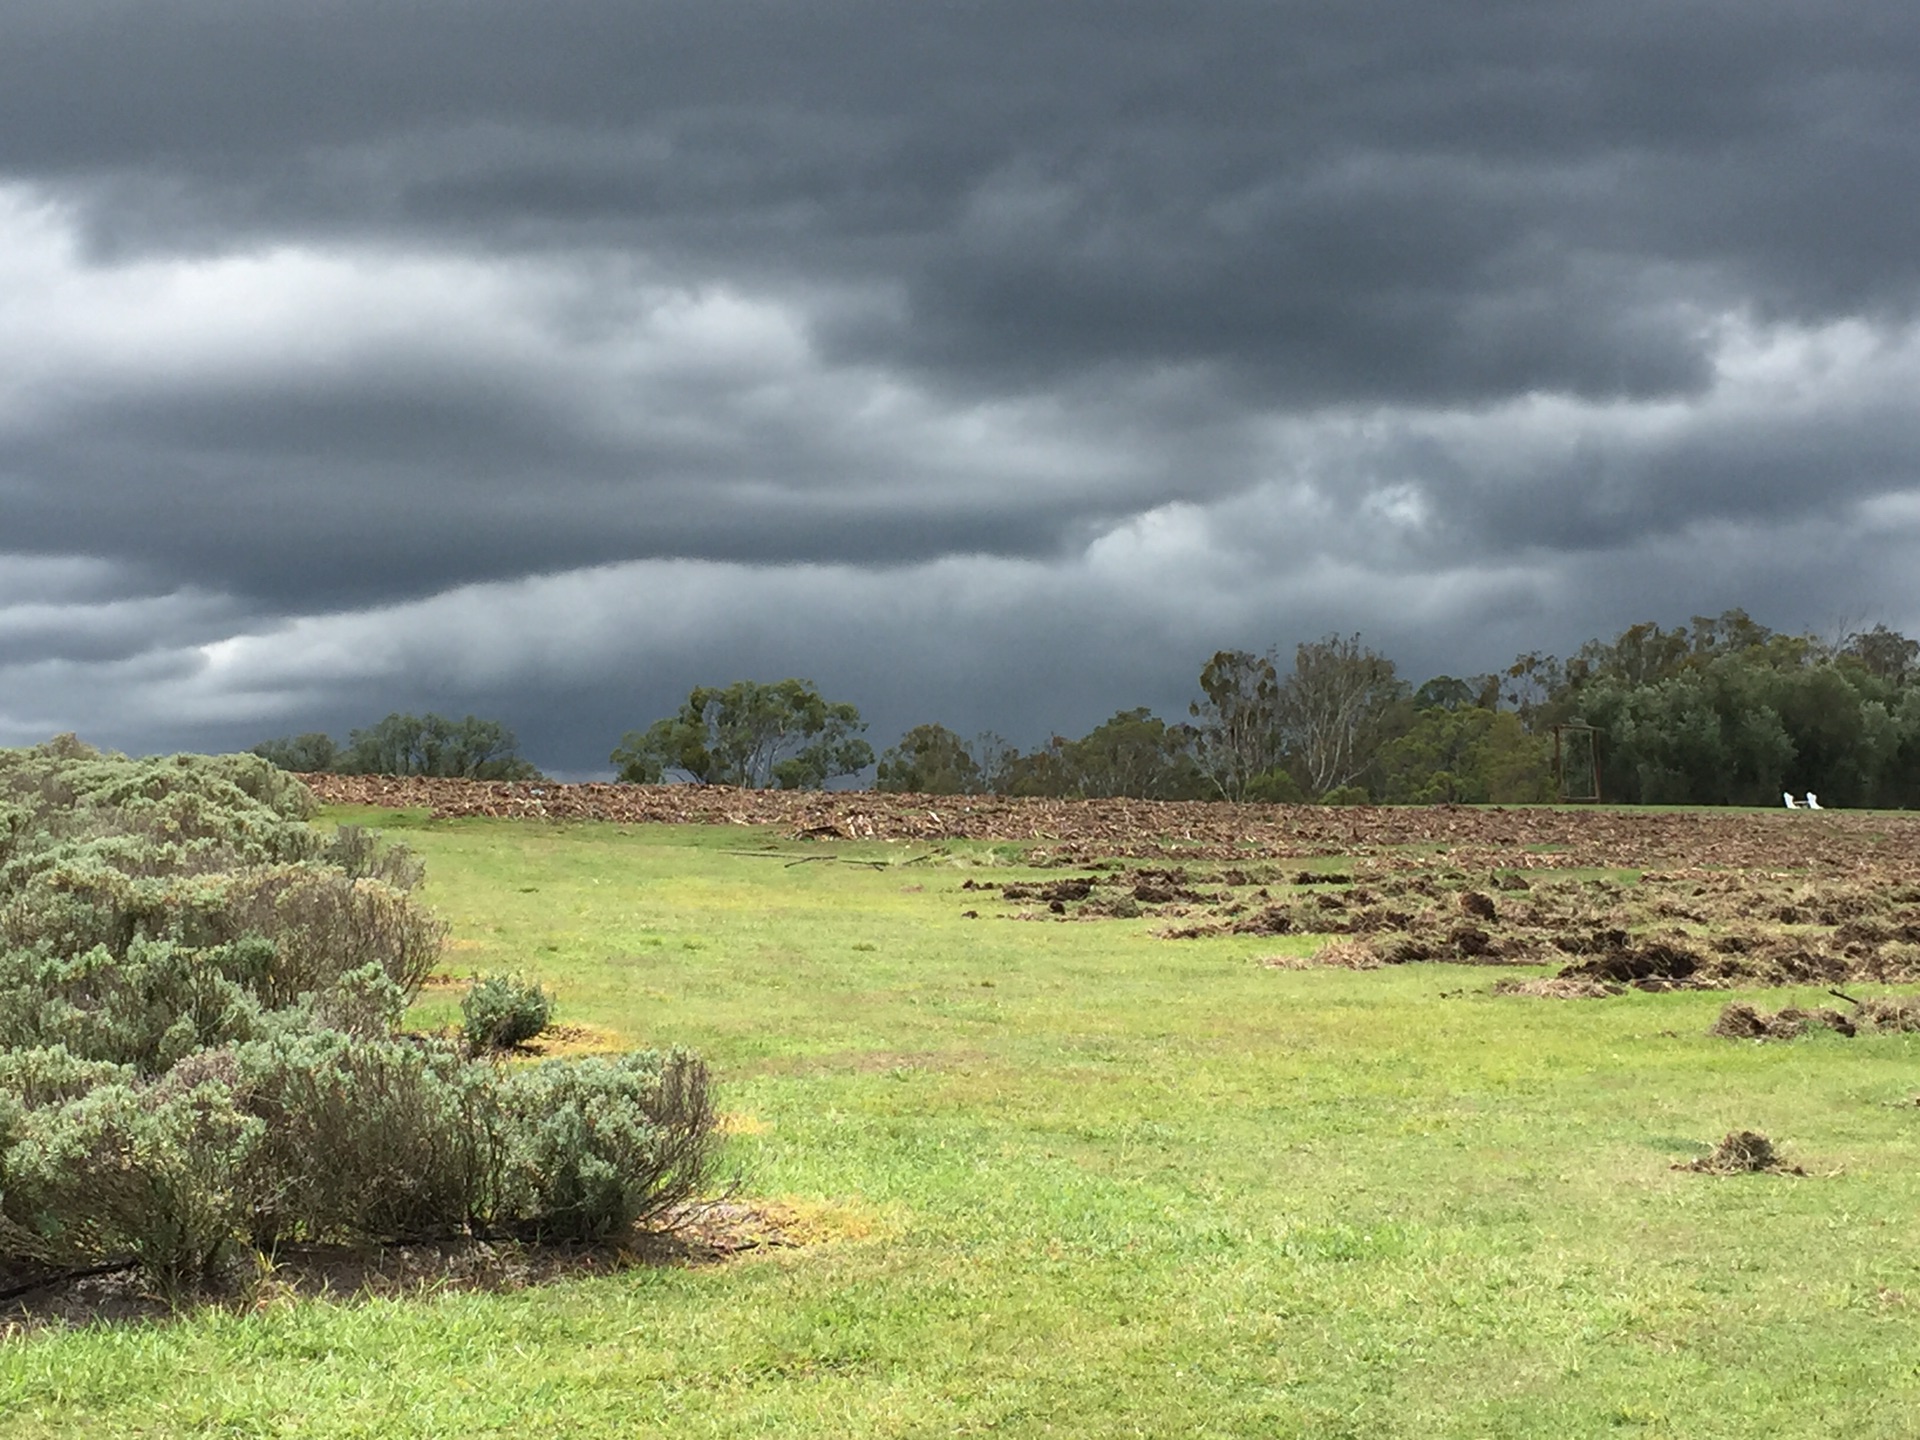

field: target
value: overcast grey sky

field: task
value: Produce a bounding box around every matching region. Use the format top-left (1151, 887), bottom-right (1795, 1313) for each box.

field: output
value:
top-left (4, 0), bottom-right (1918, 773)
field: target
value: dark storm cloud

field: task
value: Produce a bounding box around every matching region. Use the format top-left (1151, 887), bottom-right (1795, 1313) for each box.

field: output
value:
top-left (7, 0), bottom-right (1920, 767)
top-left (11, 1), bottom-right (1920, 397)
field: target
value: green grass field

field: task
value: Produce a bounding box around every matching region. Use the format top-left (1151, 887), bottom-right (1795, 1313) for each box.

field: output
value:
top-left (4, 810), bottom-right (1919, 1438)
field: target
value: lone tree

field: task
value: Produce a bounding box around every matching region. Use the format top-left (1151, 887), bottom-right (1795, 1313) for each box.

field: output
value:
top-left (875, 723), bottom-right (983, 794)
top-left (1189, 649), bottom-right (1283, 801)
top-left (1278, 634), bottom-right (1407, 798)
top-left (612, 679), bottom-right (874, 789)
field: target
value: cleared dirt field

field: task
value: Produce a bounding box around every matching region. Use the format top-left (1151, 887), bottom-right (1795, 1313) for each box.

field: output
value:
top-left (304, 778), bottom-right (1920, 997)
top-left (298, 774), bottom-right (1919, 870)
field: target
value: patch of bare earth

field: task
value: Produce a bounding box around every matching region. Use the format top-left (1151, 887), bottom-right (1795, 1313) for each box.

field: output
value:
top-left (0, 1201), bottom-right (801, 1336)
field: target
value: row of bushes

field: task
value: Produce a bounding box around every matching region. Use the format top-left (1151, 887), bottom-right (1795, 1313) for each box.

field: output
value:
top-left (0, 738), bottom-right (719, 1297)
top-left (0, 1036), bottom-right (714, 1290)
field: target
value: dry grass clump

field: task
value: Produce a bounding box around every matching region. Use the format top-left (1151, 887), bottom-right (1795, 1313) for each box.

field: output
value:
top-left (1275, 939), bottom-right (1382, 970)
top-left (1491, 976), bottom-right (1623, 999)
top-left (1677, 1131), bottom-right (1804, 1176)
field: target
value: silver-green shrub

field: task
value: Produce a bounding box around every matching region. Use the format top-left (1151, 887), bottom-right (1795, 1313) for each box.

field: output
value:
top-left (461, 973), bottom-right (554, 1053)
top-left (492, 1050), bottom-right (717, 1240)
top-left (0, 739), bottom-right (721, 1296)
top-left (1, 1062), bottom-right (264, 1291)
top-left (230, 1029), bottom-right (494, 1249)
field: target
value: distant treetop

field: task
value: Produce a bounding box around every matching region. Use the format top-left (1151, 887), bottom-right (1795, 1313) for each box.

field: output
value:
top-left (253, 712), bottom-right (541, 780)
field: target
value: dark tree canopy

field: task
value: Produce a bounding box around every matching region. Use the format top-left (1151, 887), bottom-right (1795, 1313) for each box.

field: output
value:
top-left (612, 679), bottom-right (873, 789)
top-left (254, 713), bottom-right (539, 780)
top-left (251, 731), bottom-right (341, 774)
top-left (875, 723), bottom-right (982, 795)
top-left (256, 608), bottom-right (1920, 810)
top-left (1189, 650), bottom-right (1283, 801)
top-left (995, 709), bottom-right (1204, 801)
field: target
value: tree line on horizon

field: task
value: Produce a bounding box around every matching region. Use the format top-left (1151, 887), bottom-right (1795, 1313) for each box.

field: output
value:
top-left (251, 610), bottom-right (1920, 808)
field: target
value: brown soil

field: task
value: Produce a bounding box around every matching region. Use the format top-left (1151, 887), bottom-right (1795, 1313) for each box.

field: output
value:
top-left (1709, 1002), bottom-right (1854, 1040)
top-left (1677, 1131), bottom-right (1805, 1175)
top-left (1710, 995), bottom-right (1920, 1039)
top-left (300, 775), bottom-right (1920, 870)
top-left (0, 1201), bottom-right (797, 1336)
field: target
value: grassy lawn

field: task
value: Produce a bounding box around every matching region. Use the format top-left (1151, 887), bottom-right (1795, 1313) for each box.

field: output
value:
top-left (4, 811), bottom-right (1919, 1437)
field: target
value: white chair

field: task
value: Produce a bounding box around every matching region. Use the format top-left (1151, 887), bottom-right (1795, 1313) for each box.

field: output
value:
top-left (1783, 792), bottom-right (1798, 809)
top-left (1805, 793), bottom-right (1822, 810)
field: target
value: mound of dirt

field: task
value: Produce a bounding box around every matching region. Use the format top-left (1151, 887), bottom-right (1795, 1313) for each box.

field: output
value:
top-left (1709, 1002), bottom-right (1855, 1040)
top-left (1852, 995), bottom-right (1920, 1031)
top-left (1559, 938), bottom-right (1701, 985)
top-left (1677, 1131), bottom-right (1805, 1176)
top-left (1458, 890), bottom-right (1498, 921)
top-left (1372, 934), bottom-right (1438, 965)
top-left (998, 877), bottom-right (1099, 904)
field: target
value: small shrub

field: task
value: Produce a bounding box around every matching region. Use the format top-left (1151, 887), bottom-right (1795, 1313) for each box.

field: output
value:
top-left (225, 866), bottom-right (446, 1007)
top-left (0, 743), bottom-right (723, 1297)
top-left (1245, 768), bottom-right (1305, 803)
top-left (493, 1050), bottom-right (719, 1240)
top-left (463, 974), bottom-right (555, 1053)
top-left (0, 1045), bottom-right (134, 1108)
top-left (0, 1066), bottom-right (264, 1291)
top-left (309, 963), bottom-right (410, 1039)
top-left (320, 825), bottom-right (426, 892)
top-left (0, 936), bottom-right (274, 1074)
top-left (233, 1030), bottom-right (493, 1248)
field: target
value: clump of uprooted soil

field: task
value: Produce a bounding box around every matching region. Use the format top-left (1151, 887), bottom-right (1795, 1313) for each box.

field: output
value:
top-left (959, 845), bottom-right (1920, 998)
top-left (1709, 1001), bottom-right (1856, 1040)
top-left (1676, 1131), bottom-right (1805, 1176)
top-left (1123, 862), bottom-right (1920, 994)
top-left (1710, 995), bottom-right (1920, 1040)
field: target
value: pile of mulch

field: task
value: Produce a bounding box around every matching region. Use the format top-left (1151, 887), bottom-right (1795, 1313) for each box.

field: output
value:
top-left (1675, 1131), bottom-right (1805, 1176)
top-left (298, 774), bottom-right (1920, 870)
